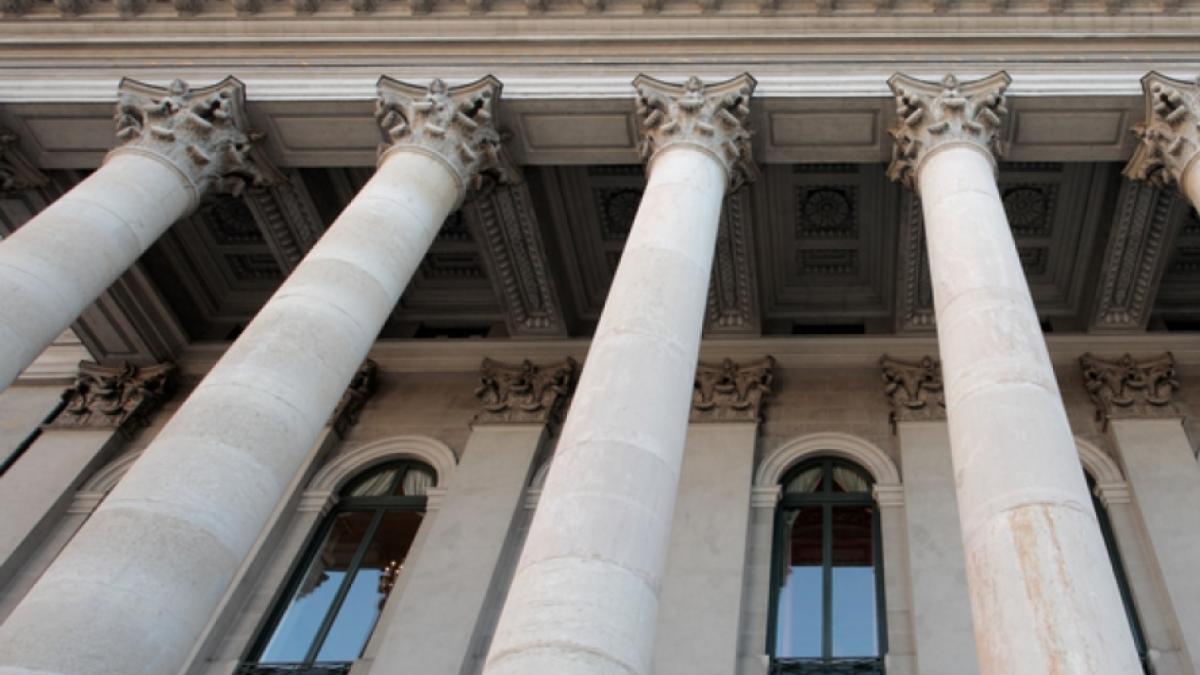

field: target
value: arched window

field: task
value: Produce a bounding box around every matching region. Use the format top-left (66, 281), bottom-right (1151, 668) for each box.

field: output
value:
top-left (241, 460), bottom-right (436, 675)
top-left (768, 458), bottom-right (885, 675)
top-left (1086, 473), bottom-right (1151, 674)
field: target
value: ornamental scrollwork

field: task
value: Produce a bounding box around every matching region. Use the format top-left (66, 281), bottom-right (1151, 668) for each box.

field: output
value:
top-left (880, 354), bottom-right (945, 427)
top-left (51, 361), bottom-right (177, 432)
top-left (691, 356), bottom-right (775, 423)
top-left (1080, 352), bottom-right (1182, 428)
top-left (474, 357), bottom-right (578, 425)
top-left (1124, 72), bottom-right (1200, 189)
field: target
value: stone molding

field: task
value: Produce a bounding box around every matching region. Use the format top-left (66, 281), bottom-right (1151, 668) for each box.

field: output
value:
top-left (112, 77), bottom-right (277, 200)
top-left (705, 189), bottom-right (760, 336)
top-left (0, 128), bottom-right (47, 194)
top-left (243, 169), bottom-right (326, 272)
top-left (886, 71), bottom-right (1011, 190)
top-left (880, 354), bottom-right (945, 426)
top-left (1125, 72), bottom-right (1200, 189)
top-left (1080, 352), bottom-right (1183, 427)
top-left (328, 359), bottom-right (379, 436)
top-left (49, 360), bottom-right (177, 431)
top-left (895, 191), bottom-right (936, 332)
top-left (690, 356), bottom-right (775, 423)
top-left (375, 76), bottom-right (516, 201)
top-left (633, 73), bottom-right (757, 191)
top-left (473, 357), bottom-right (578, 425)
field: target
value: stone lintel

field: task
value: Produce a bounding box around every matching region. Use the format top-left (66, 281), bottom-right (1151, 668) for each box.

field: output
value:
top-left (690, 356), bottom-right (775, 423)
top-left (880, 354), bottom-right (945, 427)
top-left (473, 357), bottom-right (578, 425)
top-left (49, 360), bottom-right (177, 432)
top-left (1080, 351), bottom-right (1183, 427)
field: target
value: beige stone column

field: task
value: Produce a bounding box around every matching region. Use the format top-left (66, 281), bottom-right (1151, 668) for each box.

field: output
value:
top-left (887, 72), bottom-right (1142, 674)
top-left (0, 78), bottom-right (273, 392)
top-left (482, 74), bottom-right (756, 675)
top-left (0, 76), bottom-right (511, 675)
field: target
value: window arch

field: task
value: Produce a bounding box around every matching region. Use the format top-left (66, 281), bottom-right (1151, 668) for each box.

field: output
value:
top-left (242, 460), bottom-right (436, 675)
top-left (769, 458), bottom-right (886, 675)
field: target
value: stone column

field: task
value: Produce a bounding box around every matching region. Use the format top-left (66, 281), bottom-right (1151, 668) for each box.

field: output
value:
top-left (482, 74), bottom-right (756, 675)
top-left (1081, 352), bottom-right (1200, 671)
top-left (0, 78), bottom-right (273, 392)
top-left (0, 76), bottom-right (512, 675)
top-left (365, 358), bottom-right (576, 675)
top-left (887, 72), bottom-right (1142, 674)
top-left (654, 358), bottom-right (772, 675)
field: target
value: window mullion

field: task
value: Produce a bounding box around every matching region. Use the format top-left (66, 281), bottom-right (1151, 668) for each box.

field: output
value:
top-left (822, 501), bottom-right (833, 661)
top-left (304, 508), bottom-right (387, 664)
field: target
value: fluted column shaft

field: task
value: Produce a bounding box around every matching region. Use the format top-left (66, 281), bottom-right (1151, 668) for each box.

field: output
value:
top-left (0, 76), bottom-right (506, 675)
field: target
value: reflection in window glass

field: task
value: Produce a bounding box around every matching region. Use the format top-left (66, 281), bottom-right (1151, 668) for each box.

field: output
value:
top-left (830, 505), bottom-right (877, 658)
top-left (775, 508), bottom-right (823, 657)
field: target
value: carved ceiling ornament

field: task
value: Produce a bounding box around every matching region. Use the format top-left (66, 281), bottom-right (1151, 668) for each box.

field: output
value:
top-left (328, 359), bottom-right (379, 436)
top-left (1080, 352), bottom-right (1183, 427)
top-left (633, 73), bottom-right (757, 192)
top-left (0, 128), bottom-right (48, 194)
top-left (705, 190), bottom-right (759, 335)
top-left (51, 361), bottom-right (177, 432)
top-left (691, 356), bottom-right (775, 423)
top-left (375, 76), bottom-right (517, 203)
top-left (1125, 72), bottom-right (1200, 189)
top-left (474, 357), bottom-right (578, 425)
top-left (880, 354), bottom-right (945, 427)
top-left (886, 72), bottom-right (1011, 191)
top-left (113, 77), bottom-right (277, 200)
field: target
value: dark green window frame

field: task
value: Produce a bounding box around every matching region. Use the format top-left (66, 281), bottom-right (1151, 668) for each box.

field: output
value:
top-left (1087, 473), bottom-right (1152, 674)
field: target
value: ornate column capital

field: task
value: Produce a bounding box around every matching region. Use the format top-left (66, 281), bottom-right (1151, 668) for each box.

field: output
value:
top-left (1124, 72), bottom-right (1200, 189)
top-left (880, 354), bottom-right (945, 427)
top-left (50, 361), bottom-right (177, 433)
top-left (633, 73), bottom-right (757, 191)
top-left (886, 72), bottom-right (1011, 191)
top-left (328, 359), bottom-right (379, 436)
top-left (690, 356), bottom-right (775, 423)
top-left (473, 357), bottom-right (578, 425)
top-left (375, 76), bottom-right (517, 203)
top-left (112, 77), bottom-right (278, 202)
top-left (1080, 352), bottom-right (1183, 427)
top-left (0, 128), bottom-right (48, 194)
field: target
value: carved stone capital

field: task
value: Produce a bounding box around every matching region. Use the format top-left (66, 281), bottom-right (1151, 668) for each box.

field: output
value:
top-left (113, 77), bottom-right (278, 201)
top-left (886, 72), bottom-right (1011, 191)
top-left (328, 359), bottom-right (379, 436)
top-left (691, 356), bottom-right (775, 423)
top-left (880, 354), bottom-right (945, 426)
top-left (50, 361), bottom-right (177, 432)
top-left (1080, 352), bottom-right (1183, 427)
top-left (1124, 72), bottom-right (1200, 189)
top-left (633, 73), bottom-right (757, 191)
top-left (375, 76), bottom-right (517, 203)
top-left (474, 358), bottom-right (578, 425)
top-left (0, 128), bottom-right (48, 194)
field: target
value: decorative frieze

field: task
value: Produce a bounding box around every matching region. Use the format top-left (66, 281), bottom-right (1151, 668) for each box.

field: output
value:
top-left (690, 356), bottom-right (775, 423)
top-left (0, 128), bottom-right (47, 194)
top-left (1125, 72), bottom-right (1200, 188)
top-left (328, 359), bottom-right (379, 436)
top-left (880, 354), bottom-right (945, 426)
top-left (375, 77), bottom-right (516, 200)
top-left (886, 72), bottom-right (1011, 191)
top-left (50, 361), bottom-right (177, 431)
top-left (114, 78), bottom-right (276, 198)
top-left (474, 358), bottom-right (578, 424)
top-left (1080, 352), bottom-right (1183, 427)
top-left (633, 73), bottom-right (757, 190)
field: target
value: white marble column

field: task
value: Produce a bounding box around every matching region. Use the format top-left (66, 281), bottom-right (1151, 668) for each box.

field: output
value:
top-left (0, 78), bottom-right (272, 392)
top-left (0, 76), bottom-right (512, 675)
top-left (887, 72), bottom-right (1142, 674)
top-left (481, 74), bottom-right (756, 675)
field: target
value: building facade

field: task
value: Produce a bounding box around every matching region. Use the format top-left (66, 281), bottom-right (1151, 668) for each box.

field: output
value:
top-left (0, 7), bottom-right (1199, 675)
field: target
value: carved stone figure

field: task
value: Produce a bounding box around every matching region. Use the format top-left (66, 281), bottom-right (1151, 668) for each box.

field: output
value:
top-left (880, 354), bottom-right (945, 426)
top-left (1080, 352), bottom-right (1182, 427)
top-left (1125, 72), bottom-right (1200, 188)
top-left (328, 359), bottom-right (380, 436)
top-left (51, 361), bottom-right (177, 431)
top-left (474, 358), bottom-right (578, 424)
top-left (690, 356), bottom-right (775, 422)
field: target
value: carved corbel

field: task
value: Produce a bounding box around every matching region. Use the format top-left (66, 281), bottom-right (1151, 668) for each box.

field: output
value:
top-left (50, 361), bottom-right (177, 433)
top-left (1080, 352), bottom-right (1183, 429)
top-left (690, 357), bottom-right (775, 423)
top-left (0, 129), bottom-right (48, 195)
top-left (473, 358), bottom-right (578, 425)
top-left (328, 359), bottom-right (379, 436)
top-left (1125, 72), bottom-right (1200, 190)
top-left (880, 355), bottom-right (945, 429)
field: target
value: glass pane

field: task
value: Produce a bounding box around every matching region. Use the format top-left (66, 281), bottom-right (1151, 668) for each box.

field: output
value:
top-left (830, 505), bottom-right (878, 658)
top-left (774, 507), bottom-right (823, 658)
top-left (315, 510), bottom-right (424, 662)
top-left (259, 511), bottom-right (375, 662)
top-left (397, 465), bottom-right (435, 496)
top-left (831, 466), bottom-right (871, 493)
top-left (783, 467), bottom-right (824, 494)
top-left (344, 467), bottom-right (399, 497)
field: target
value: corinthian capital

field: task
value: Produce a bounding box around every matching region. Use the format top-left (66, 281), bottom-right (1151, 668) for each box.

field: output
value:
top-left (886, 72), bottom-right (1011, 190)
top-left (51, 361), bottom-right (177, 432)
top-left (113, 77), bottom-right (277, 200)
top-left (474, 357), bottom-right (578, 425)
top-left (691, 356), bottom-right (774, 423)
top-left (1080, 352), bottom-right (1182, 427)
top-left (880, 354), bottom-right (945, 426)
top-left (0, 128), bottom-right (47, 194)
top-left (1124, 72), bottom-right (1200, 189)
top-left (633, 74), bottom-right (757, 191)
top-left (375, 76), bottom-right (517, 201)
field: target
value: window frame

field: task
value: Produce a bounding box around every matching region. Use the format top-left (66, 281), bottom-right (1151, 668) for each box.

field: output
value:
top-left (1087, 473), bottom-right (1152, 674)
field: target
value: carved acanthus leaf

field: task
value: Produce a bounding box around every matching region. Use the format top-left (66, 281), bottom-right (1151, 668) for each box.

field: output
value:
top-left (1080, 352), bottom-right (1182, 427)
top-left (0, 129), bottom-right (48, 194)
top-left (886, 72), bottom-right (1011, 191)
top-left (376, 76), bottom-right (516, 202)
top-left (1124, 72), bottom-right (1200, 189)
top-left (691, 356), bottom-right (775, 423)
top-left (114, 77), bottom-right (278, 199)
top-left (51, 361), bottom-right (177, 431)
top-left (634, 73), bottom-right (757, 192)
top-left (880, 355), bottom-right (945, 426)
top-left (474, 358), bottom-right (578, 425)
top-left (328, 359), bottom-right (379, 436)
